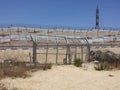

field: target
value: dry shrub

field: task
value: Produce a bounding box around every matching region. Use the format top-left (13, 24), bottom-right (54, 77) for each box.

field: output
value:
top-left (0, 60), bottom-right (53, 80)
top-left (94, 63), bottom-right (106, 71)
top-left (0, 62), bottom-right (5, 80)
top-left (3, 67), bottom-right (30, 78)
top-left (0, 82), bottom-right (18, 90)
top-left (0, 61), bottom-right (31, 79)
top-left (0, 69), bottom-right (4, 80)
top-left (0, 83), bottom-right (7, 90)
top-left (94, 62), bottom-right (118, 71)
top-left (0, 62), bottom-right (53, 90)
top-left (36, 63), bottom-right (52, 70)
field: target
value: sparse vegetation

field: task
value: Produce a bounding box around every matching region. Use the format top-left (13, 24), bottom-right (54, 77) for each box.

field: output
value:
top-left (47, 63), bottom-right (52, 69)
top-left (42, 63), bottom-right (52, 70)
top-left (0, 83), bottom-right (18, 90)
top-left (0, 61), bottom-right (53, 90)
top-left (0, 59), bottom-right (53, 80)
top-left (0, 61), bottom-right (31, 79)
top-left (94, 63), bottom-right (106, 71)
top-left (0, 83), bottom-right (7, 90)
top-left (74, 58), bottom-right (83, 67)
top-left (90, 50), bottom-right (120, 70)
top-left (94, 62), bottom-right (118, 71)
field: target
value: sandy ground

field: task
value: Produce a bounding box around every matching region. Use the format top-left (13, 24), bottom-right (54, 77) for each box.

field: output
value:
top-left (0, 29), bottom-right (120, 90)
top-left (0, 48), bottom-right (88, 63)
top-left (0, 28), bottom-right (119, 38)
top-left (0, 47), bottom-right (119, 63)
top-left (1, 64), bottom-right (120, 90)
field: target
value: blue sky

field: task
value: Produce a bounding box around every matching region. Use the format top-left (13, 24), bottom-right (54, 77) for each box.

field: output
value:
top-left (0, 0), bottom-right (120, 28)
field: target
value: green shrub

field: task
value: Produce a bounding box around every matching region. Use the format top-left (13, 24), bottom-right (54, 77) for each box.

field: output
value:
top-left (42, 63), bottom-right (52, 70)
top-left (94, 63), bottom-right (106, 71)
top-left (74, 58), bottom-right (83, 67)
top-left (47, 63), bottom-right (52, 69)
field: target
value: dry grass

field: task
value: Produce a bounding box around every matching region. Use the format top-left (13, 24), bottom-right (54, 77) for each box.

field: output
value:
top-left (0, 61), bottom-right (53, 90)
top-left (0, 62), bottom-right (31, 79)
top-left (0, 83), bottom-right (7, 90)
top-left (0, 48), bottom-right (87, 64)
top-left (0, 61), bottom-right (53, 80)
top-left (0, 49), bottom-right (55, 79)
top-left (0, 82), bottom-right (18, 90)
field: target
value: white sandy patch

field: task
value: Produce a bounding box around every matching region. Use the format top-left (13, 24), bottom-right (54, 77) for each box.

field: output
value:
top-left (1, 65), bottom-right (120, 90)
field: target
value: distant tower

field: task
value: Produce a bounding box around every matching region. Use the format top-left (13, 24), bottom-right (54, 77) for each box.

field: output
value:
top-left (95, 6), bottom-right (100, 29)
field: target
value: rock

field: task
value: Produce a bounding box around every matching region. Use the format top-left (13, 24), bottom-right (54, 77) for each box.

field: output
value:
top-left (90, 50), bottom-right (120, 67)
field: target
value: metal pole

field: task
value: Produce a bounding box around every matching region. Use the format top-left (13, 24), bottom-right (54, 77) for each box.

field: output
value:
top-left (46, 43), bottom-right (48, 63)
top-left (30, 35), bottom-right (37, 64)
top-left (75, 46), bottom-right (77, 59)
top-left (56, 44), bottom-right (58, 64)
top-left (81, 46), bottom-right (83, 61)
top-left (33, 40), bottom-right (37, 63)
top-left (68, 44), bottom-right (71, 64)
top-left (64, 37), bottom-right (68, 64)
